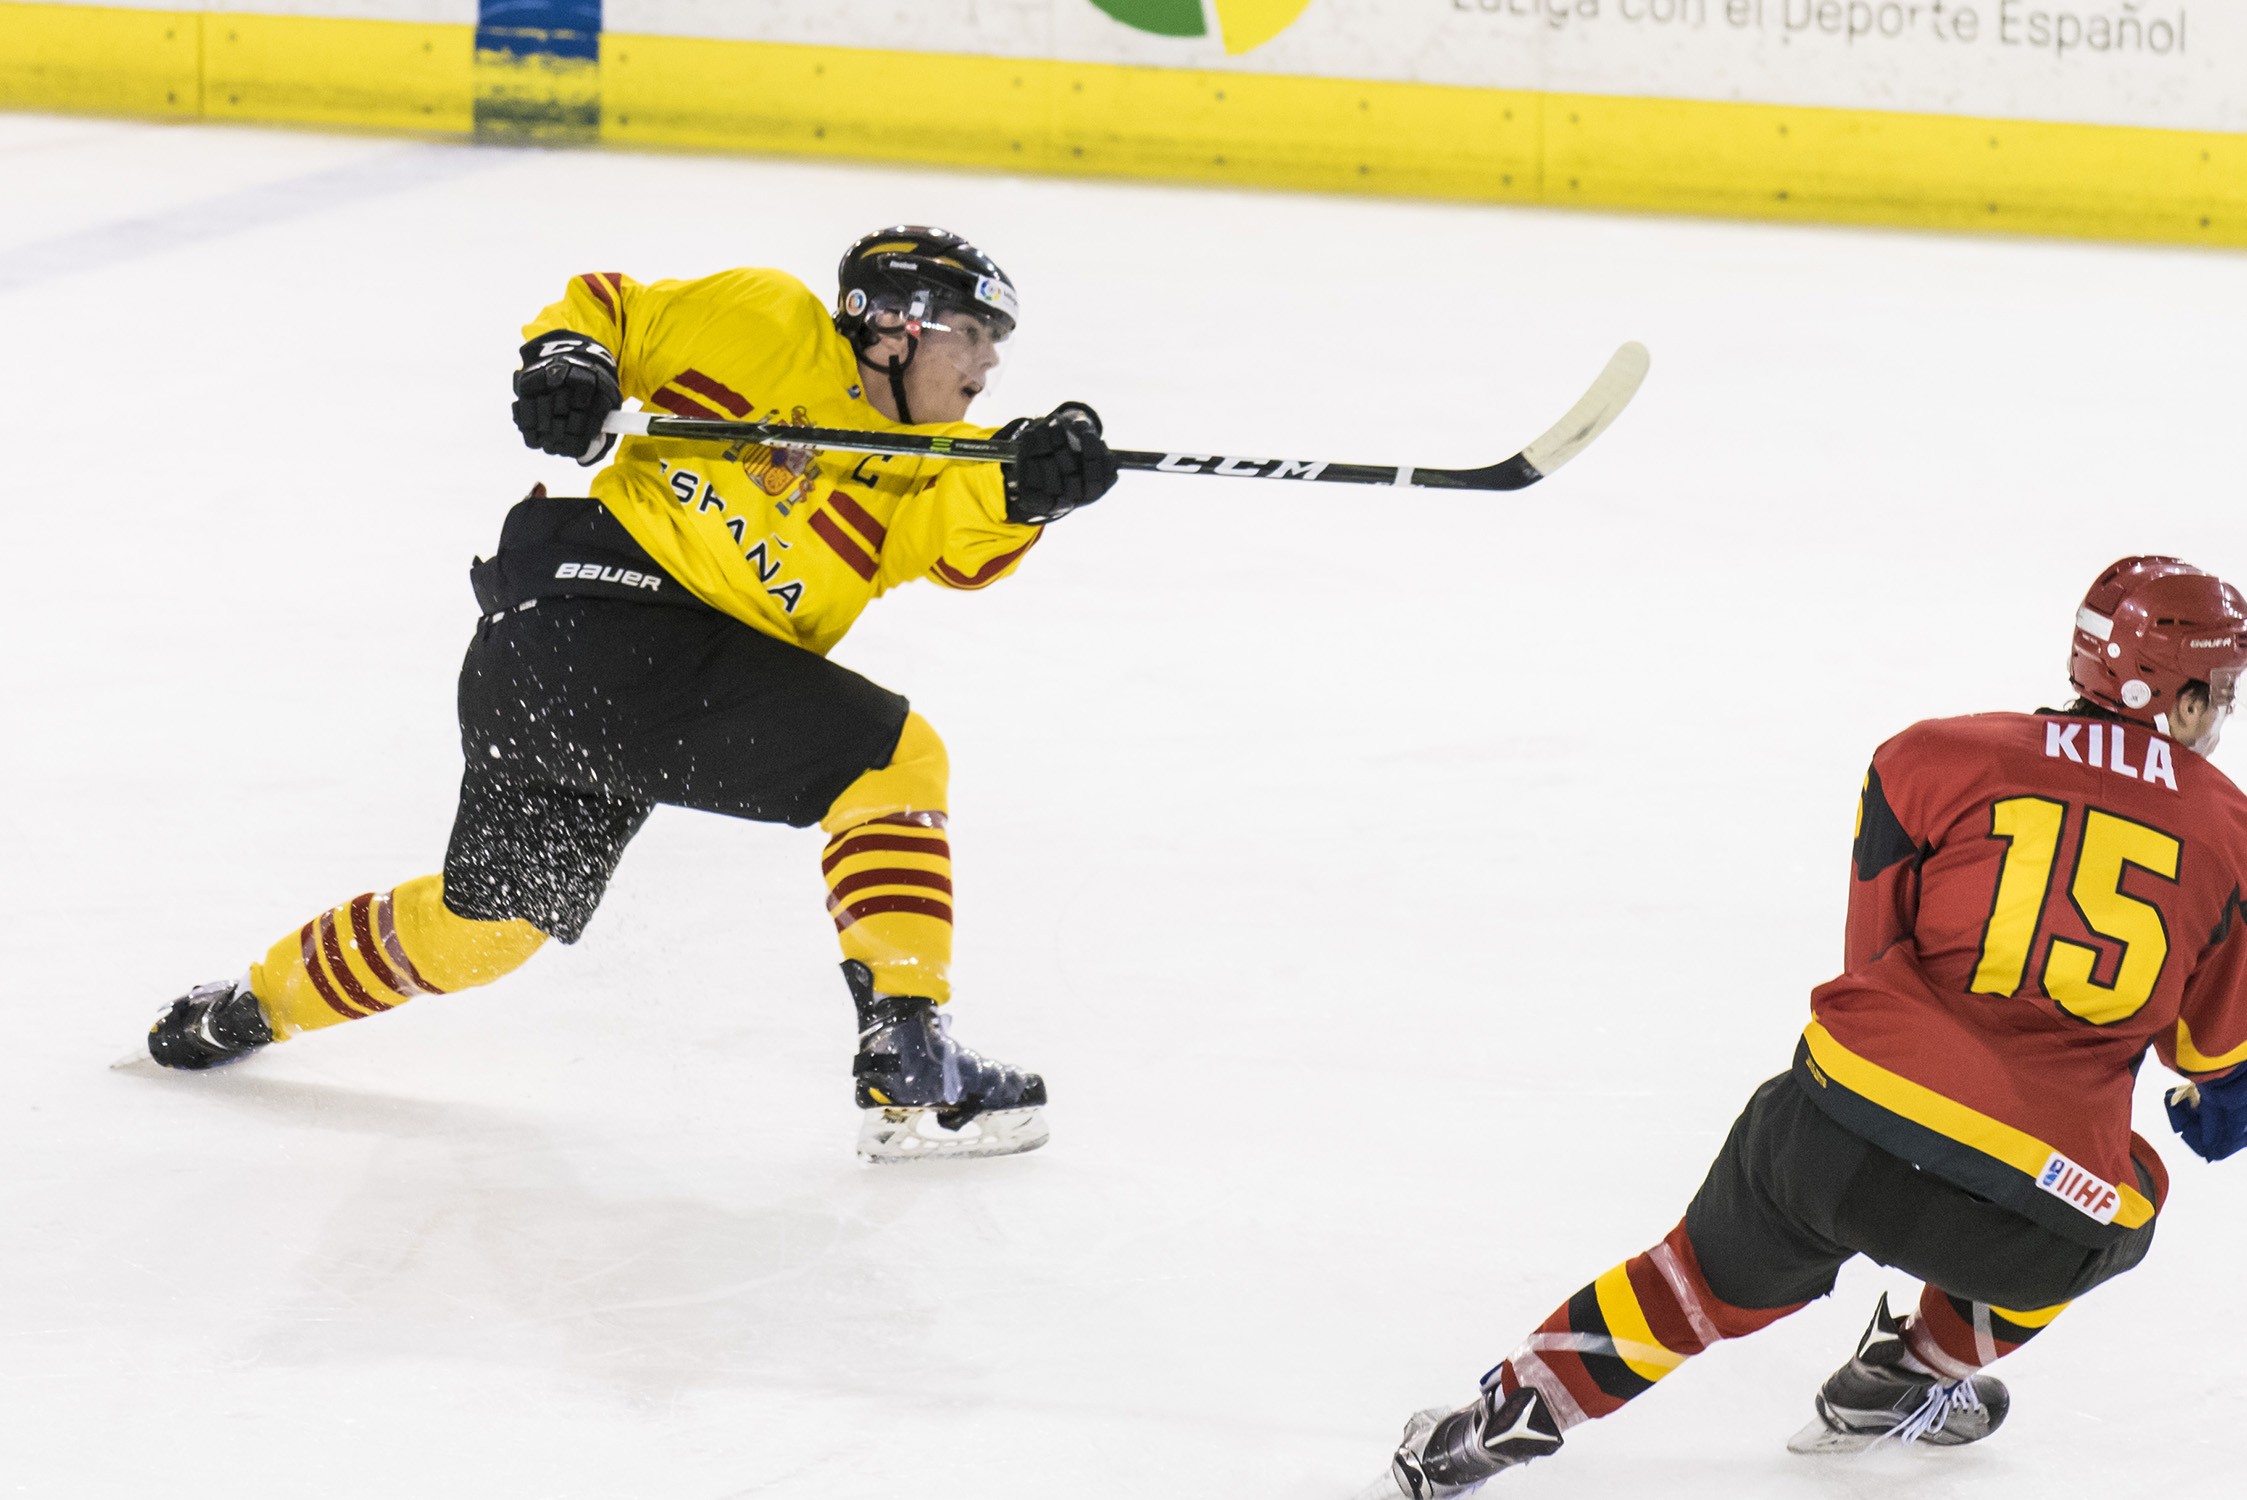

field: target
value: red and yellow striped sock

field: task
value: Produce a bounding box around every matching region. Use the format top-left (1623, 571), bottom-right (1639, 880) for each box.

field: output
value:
top-left (821, 813), bottom-right (953, 1003)
top-left (1492, 1221), bottom-right (1802, 1430)
top-left (1907, 1289), bottom-right (2068, 1379)
top-left (818, 711), bottom-right (953, 1003)
top-left (249, 874), bottom-right (546, 1037)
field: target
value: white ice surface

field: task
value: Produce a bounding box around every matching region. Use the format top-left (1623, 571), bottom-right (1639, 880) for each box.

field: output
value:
top-left (2, 114), bottom-right (2243, 1498)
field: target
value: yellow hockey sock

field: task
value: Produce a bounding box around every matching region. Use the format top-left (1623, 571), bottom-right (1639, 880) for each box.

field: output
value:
top-left (820, 712), bottom-right (953, 1003)
top-left (249, 874), bottom-right (546, 1038)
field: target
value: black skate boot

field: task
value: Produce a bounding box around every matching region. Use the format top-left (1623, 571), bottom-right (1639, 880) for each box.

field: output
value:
top-left (1788, 1294), bottom-right (2009, 1454)
top-left (143, 979), bottom-right (274, 1071)
top-left (1375, 1382), bottom-right (1563, 1499)
top-left (843, 960), bottom-right (1049, 1163)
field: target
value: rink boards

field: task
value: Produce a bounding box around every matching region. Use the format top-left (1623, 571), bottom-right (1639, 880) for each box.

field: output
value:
top-left (0, 0), bottom-right (2241, 247)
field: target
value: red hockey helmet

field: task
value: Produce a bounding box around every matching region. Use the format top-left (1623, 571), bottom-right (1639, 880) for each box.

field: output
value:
top-left (2069, 556), bottom-right (2247, 745)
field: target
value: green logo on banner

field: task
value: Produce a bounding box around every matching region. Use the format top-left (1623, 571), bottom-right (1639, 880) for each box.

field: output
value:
top-left (1088, 0), bottom-right (1313, 54)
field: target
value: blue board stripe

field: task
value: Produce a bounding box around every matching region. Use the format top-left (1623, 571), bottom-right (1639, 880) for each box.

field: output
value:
top-left (478, 0), bottom-right (602, 29)
top-left (476, 0), bottom-right (602, 61)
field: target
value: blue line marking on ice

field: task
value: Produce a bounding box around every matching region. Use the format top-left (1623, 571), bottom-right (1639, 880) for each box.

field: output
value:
top-left (0, 145), bottom-right (493, 298)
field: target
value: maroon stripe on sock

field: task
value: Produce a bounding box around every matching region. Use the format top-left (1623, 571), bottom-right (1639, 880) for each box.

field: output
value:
top-left (319, 910), bottom-right (391, 1013)
top-left (1628, 1257), bottom-right (1709, 1361)
top-left (348, 894), bottom-right (412, 1001)
top-left (300, 922), bottom-right (362, 1020)
top-left (820, 832), bottom-right (951, 876)
top-left (826, 867), bottom-right (954, 903)
top-left (1659, 1222), bottom-right (1797, 1340)
top-left (859, 811), bottom-right (948, 832)
top-left (374, 893), bottom-right (446, 996)
top-left (1913, 1289), bottom-right (1985, 1372)
top-left (830, 893), bottom-right (954, 931)
top-left (809, 510), bottom-right (878, 581)
top-left (675, 368), bottom-right (751, 417)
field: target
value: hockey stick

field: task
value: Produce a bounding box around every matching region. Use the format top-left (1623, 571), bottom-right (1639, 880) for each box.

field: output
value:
top-left (598, 341), bottom-right (1649, 493)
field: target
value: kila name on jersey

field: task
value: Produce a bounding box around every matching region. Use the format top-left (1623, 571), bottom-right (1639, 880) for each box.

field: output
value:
top-left (2044, 721), bottom-right (2178, 791)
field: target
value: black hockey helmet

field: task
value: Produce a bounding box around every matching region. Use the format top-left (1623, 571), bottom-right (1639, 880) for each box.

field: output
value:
top-left (834, 226), bottom-right (1018, 423)
top-left (835, 225), bottom-right (1019, 344)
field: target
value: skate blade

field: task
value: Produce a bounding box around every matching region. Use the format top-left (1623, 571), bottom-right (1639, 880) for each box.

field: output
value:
top-left (1349, 1472), bottom-right (1409, 1500)
top-left (856, 1104), bottom-right (1049, 1164)
top-left (110, 1047), bottom-right (158, 1072)
top-left (1787, 1416), bottom-right (1881, 1455)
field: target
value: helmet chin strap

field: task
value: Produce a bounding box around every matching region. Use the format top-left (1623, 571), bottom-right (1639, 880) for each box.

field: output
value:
top-left (885, 350), bottom-right (914, 425)
top-left (860, 326), bottom-right (921, 425)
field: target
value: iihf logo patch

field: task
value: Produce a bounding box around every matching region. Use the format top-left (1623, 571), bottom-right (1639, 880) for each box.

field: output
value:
top-left (844, 288), bottom-right (869, 316)
top-left (2036, 1151), bottom-right (2121, 1224)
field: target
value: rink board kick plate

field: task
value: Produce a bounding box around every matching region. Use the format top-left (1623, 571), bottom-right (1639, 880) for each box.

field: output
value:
top-left (0, 3), bottom-right (2240, 248)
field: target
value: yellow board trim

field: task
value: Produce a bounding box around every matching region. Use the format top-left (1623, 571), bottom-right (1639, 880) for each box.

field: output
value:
top-left (0, 2), bottom-right (197, 117)
top-left (1803, 1021), bottom-right (2154, 1229)
top-left (2, 6), bottom-right (2241, 247)
top-left (203, 14), bottom-right (470, 134)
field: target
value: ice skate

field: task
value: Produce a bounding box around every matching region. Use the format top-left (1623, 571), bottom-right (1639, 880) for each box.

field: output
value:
top-left (137, 979), bottom-right (274, 1071)
top-left (1364, 1382), bottom-right (1563, 1498)
top-left (1788, 1294), bottom-right (2009, 1454)
top-left (842, 960), bottom-right (1048, 1163)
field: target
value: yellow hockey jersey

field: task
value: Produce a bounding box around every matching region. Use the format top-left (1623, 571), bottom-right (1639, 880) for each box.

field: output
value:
top-left (522, 268), bottom-right (1041, 656)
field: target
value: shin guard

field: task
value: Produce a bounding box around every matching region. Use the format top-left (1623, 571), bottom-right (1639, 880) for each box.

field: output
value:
top-left (819, 712), bottom-right (953, 1003)
top-left (250, 875), bottom-right (546, 1037)
top-left (1908, 1289), bottom-right (2069, 1379)
top-left (1493, 1221), bottom-right (1803, 1429)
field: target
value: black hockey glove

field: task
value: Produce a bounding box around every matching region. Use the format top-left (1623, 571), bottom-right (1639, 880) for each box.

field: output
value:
top-left (2167, 1070), bottom-right (2247, 1162)
top-left (512, 333), bottom-right (622, 465)
top-left (999, 402), bottom-right (1117, 526)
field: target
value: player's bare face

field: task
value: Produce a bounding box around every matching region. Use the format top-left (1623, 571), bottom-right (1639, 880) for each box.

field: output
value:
top-left (860, 309), bottom-right (1006, 425)
top-left (903, 311), bottom-right (1005, 423)
top-left (2172, 672), bottom-right (2237, 754)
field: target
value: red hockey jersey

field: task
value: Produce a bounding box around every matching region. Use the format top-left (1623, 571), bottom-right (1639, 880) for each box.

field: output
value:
top-left (1795, 710), bottom-right (2247, 1245)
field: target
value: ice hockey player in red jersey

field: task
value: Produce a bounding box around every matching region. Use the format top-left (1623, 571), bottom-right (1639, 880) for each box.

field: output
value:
top-left (137, 226), bottom-right (1117, 1164)
top-left (1373, 556), bottom-right (2247, 1496)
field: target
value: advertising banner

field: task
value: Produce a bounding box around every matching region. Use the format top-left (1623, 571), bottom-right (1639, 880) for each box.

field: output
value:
top-left (3, 1), bottom-right (2242, 244)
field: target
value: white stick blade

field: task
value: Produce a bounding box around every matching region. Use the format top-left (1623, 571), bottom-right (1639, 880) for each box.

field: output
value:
top-left (1518, 341), bottom-right (1651, 479)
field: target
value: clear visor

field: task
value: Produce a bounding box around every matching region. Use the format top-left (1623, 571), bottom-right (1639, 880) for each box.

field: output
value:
top-left (917, 308), bottom-right (1010, 375)
top-left (868, 300), bottom-right (1011, 402)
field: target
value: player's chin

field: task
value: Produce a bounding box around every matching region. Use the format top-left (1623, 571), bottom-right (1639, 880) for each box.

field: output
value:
top-left (925, 385), bottom-right (979, 422)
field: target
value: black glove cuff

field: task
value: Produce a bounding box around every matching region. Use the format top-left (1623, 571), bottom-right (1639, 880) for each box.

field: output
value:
top-left (517, 332), bottom-right (617, 373)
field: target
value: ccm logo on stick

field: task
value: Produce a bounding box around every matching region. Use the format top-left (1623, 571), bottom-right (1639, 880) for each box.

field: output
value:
top-left (1155, 454), bottom-right (1329, 481)
top-left (555, 562), bottom-right (663, 591)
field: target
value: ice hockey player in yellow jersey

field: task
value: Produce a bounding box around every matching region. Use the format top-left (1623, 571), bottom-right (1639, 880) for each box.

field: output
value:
top-left (139, 227), bottom-right (1118, 1163)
